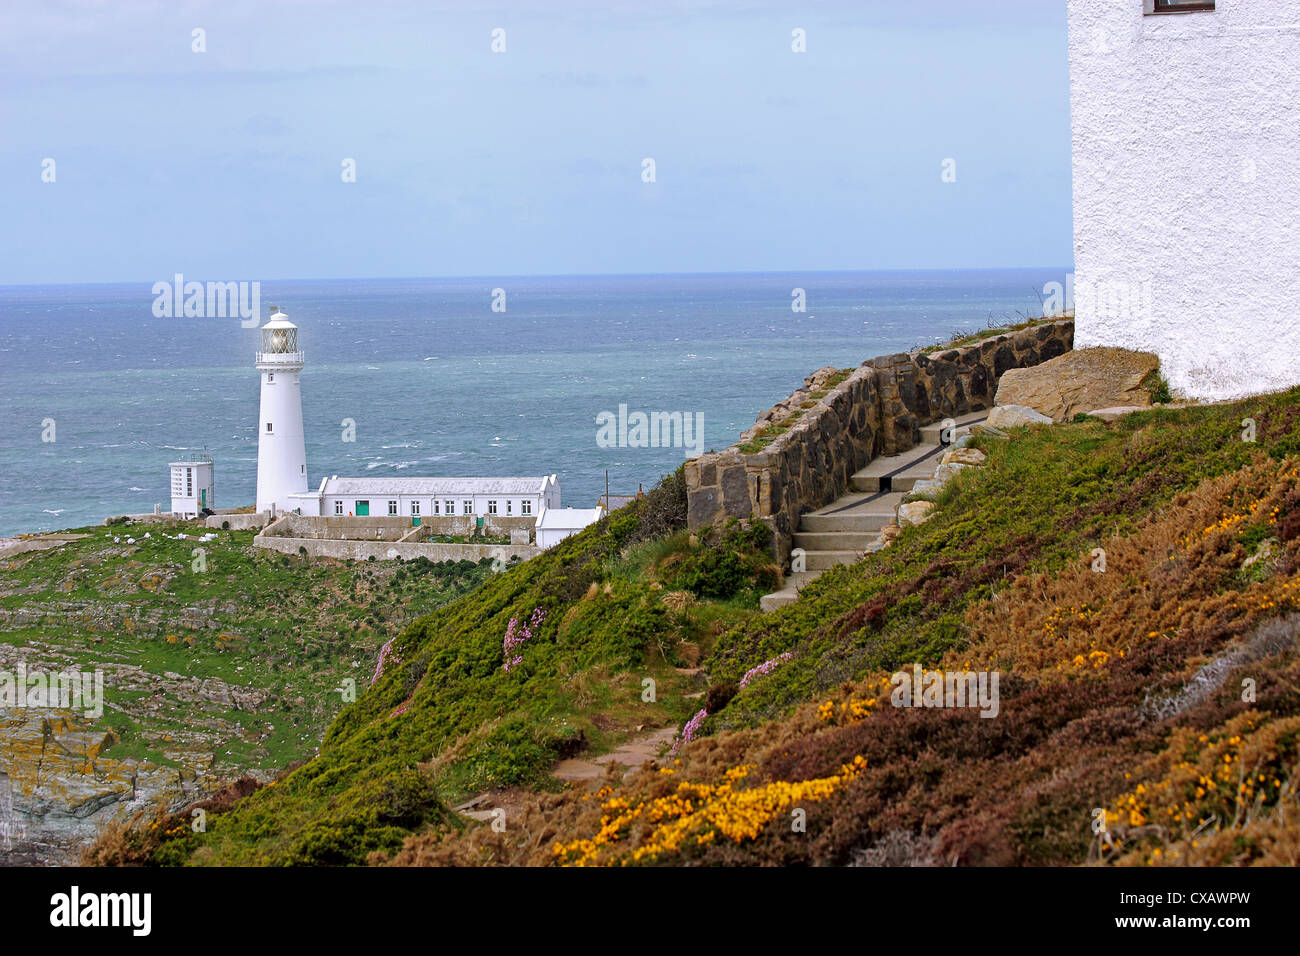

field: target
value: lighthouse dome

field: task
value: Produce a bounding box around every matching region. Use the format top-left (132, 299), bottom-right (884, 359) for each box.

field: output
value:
top-left (256, 311), bottom-right (303, 366)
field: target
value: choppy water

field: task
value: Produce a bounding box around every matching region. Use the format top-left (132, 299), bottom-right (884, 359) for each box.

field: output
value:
top-left (0, 270), bottom-right (1065, 536)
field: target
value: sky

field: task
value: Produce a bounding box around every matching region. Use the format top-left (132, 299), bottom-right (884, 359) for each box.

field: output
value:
top-left (0, 0), bottom-right (1073, 284)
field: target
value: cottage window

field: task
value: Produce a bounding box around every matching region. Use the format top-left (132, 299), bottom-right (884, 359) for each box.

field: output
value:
top-left (521, 500), bottom-right (532, 516)
top-left (488, 500), bottom-right (498, 515)
top-left (334, 500), bottom-right (344, 515)
top-left (447, 499), bottom-right (456, 515)
top-left (463, 499), bottom-right (472, 515)
top-left (506, 499), bottom-right (512, 515)
top-left (411, 501), bottom-right (420, 516)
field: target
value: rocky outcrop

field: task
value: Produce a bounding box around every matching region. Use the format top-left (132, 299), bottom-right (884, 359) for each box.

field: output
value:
top-left (0, 640), bottom-right (271, 865)
top-left (940, 448), bottom-right (986, 467)
top-left (0, 711), bottom-right (220, 865)
top-left (993, 347), bottom-right (1159, 421)
top-left (897, 501), bottom-right (936, 527)
top-left (987, 405), bottom-right (1054, 429)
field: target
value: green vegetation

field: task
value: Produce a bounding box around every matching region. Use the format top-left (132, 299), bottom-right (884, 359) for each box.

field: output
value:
top-left (916, 314), bottom-right (1063, 353)
top-left (88, 469), bottom-right (787, 864)
top-left (710, 389), bottom-right (1300, 728)
top-left (1143, 368), bottom-right (1174, 404)
top-left (86, 384), bottom-right (1300, 868)
top-left (0, 528), bottom-right (494, 772)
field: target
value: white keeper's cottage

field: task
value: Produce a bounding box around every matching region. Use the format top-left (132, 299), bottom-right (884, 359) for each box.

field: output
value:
top-left (291, 474), bottom-right (561, 522)
top-left (1068, 0), bottom-right (1300, 400)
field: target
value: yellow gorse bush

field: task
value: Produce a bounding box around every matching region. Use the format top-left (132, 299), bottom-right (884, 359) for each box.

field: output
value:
top-left (818, 675), bottom-right (891, 725)
top-left (552, 756), bottom-right (868, 866)
top-left (1100, 712), bottom-right (1300, 864)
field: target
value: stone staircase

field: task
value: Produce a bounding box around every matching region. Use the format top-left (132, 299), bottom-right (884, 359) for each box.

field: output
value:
top-left (759, 411), bottom-right (987, 612)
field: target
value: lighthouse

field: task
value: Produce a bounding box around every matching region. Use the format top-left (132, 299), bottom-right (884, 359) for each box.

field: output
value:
top-left (255, 308), bottom-right (309, 514)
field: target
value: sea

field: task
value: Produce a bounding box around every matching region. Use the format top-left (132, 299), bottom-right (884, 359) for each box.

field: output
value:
top-left (0, 270), bottom-right (1068, 538)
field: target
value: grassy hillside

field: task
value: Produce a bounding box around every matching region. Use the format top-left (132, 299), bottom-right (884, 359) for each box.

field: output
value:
top-left (90, 387), bottom-right (1300, 866)
top-left (0, 527), bottom-right (494, 772)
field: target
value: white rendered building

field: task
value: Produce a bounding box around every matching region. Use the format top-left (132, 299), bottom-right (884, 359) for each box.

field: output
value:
top-left (255, 310), bottom-right (309, 514)
top-left (1068, 0), bottom-right (1300, 400)
top-left (290, 474), bottom-right (561, 523)
top-left (536, 506), bottom-right (604, 549)
top-left (169, 453), bottom-right (214, 518)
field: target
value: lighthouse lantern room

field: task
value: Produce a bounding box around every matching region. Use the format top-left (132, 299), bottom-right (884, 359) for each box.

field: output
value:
top-left (255, 307), bottom-right (309, 514)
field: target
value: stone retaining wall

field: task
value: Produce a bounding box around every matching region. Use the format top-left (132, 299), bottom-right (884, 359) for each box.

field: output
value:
top-left (685, 319), bottom-right (1073, 559)
top-left (260, 515), bottom-right (417, 541)
top-left (205, 512), bottom-right (270, 531)
top-left (259, 514), bottom-right (534, 541)
top-left (253, 534), bottom-right (539, 564)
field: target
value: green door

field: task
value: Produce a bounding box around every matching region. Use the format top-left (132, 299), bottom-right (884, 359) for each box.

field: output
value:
top-left (200, 489), bottom-right (206, 508)
top-left (355, 500), bottom-right (369, 516)
top-left (412, 515), bottom-right (421, 527)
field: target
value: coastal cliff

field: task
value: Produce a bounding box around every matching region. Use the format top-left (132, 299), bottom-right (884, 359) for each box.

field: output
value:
top-left (0, 527), bottom-right (493, 863)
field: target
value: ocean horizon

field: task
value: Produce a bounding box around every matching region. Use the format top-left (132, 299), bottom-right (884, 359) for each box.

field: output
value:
top-left (0, 268), bottom-right (1069, 538)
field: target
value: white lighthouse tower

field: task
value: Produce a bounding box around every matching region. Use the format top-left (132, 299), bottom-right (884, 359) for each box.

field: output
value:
top-left (255, 308), bottom-right (309, 514)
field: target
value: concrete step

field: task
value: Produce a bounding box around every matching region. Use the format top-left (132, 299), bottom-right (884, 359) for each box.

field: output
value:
top-left (919, 424), bottom-right (972, 445)
top-left (851, 447), bottom-right (945, 493)
top-left (760, 589), bottom-right (799, 612)
top-left (793, 530), bottom-right (881, 551)
top-left (800, 491), bottom-right (903, 532)
top-left (918, 411), bottom-right (990, 445)
top-left (800, 510), bottom-right (890, 533)
top-left (804, 546), bottom-right (880, 571)
top-left (783, 570), bottom-right (822, 590)
top-left (759, 569), bottom-right (825, 613)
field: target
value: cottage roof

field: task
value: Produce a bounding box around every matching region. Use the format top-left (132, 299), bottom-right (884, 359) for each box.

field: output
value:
top-left (536, 507), bottom-right (603, 530)
top-left (321, 476), bottom-right (551, 497)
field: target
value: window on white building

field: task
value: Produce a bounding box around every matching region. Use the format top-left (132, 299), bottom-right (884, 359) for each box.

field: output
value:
top-left (335, 500), bottom-right (344, 515)
top-left (1146, 0), bottom-right (1214, 12)
top-left (388, 500), bottom-right (398, 516)
top-left (506, 500), bottom-right (512, 515)
top-left (266, 422), bottom-right (273, 432)
top-left (488, 500), bottom-right (498, 515)
top-left (521, 500), bottom-right (532, 516)
top-left (462, 499), bottom-right (472, 515)
top-left (411, 501), bottom-right (420, 516)
top-left (447, 499), bottom-right (456, 515)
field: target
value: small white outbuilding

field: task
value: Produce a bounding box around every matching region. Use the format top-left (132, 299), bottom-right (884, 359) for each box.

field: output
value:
top-left (535, 506), bottom-right (605, 550)
top-left (170, 454), bottom-right (215, 518)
